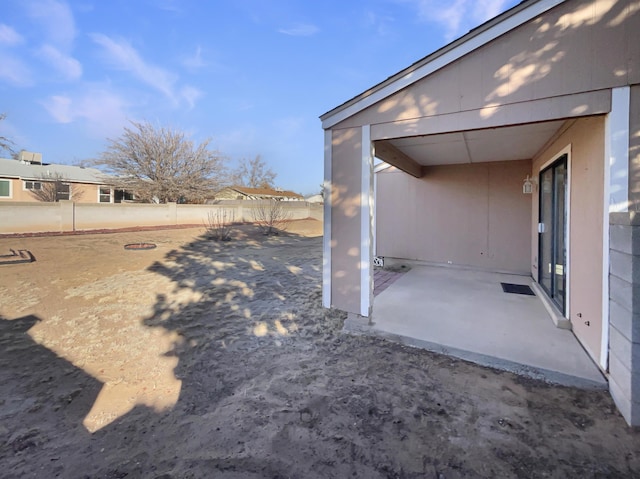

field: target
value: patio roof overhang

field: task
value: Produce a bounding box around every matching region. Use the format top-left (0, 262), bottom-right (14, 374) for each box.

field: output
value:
top-left (374, 119), bottom-right (568, 178)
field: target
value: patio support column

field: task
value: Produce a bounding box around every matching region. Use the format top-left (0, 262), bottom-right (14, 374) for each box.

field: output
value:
top-left (608, 85), bottom-right (640, 426)
top-left (325, 126), bottom-right (372, 316)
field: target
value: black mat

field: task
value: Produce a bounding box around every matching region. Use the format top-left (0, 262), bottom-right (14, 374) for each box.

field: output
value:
top-left (501, 283), bottom-right (535, 296)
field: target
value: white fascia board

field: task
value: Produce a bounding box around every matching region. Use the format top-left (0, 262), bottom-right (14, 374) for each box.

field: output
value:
top-left (321, 0), bottom-right (565, 130)
top-left (601, 86), bottom-right (631, 369)
top-left (608, 86), bottom-right (631, 213)
top-left (374, 162), bottom-right (392, 174)
top-left (322, 129), bottom-right (332, 309)
top-left (360, 125), bottom-right (373, 317)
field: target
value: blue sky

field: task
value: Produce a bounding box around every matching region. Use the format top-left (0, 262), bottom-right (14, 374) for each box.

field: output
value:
top-left (0, 0), bottom-right (519, 196)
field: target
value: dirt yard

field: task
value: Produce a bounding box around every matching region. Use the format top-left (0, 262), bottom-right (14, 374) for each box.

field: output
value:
top-left (0, 220), bottom-right (638, 478)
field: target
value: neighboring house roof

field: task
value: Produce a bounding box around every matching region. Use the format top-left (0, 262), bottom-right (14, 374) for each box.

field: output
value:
top-left (224, 186), bottom-right (303, 199)
top-left (320, 0), bottom-right (563, 128)
top-left (0, 157), bottom-right (111, 184)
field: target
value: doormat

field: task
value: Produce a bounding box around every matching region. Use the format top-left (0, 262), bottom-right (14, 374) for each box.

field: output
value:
top-left (501, 283), bottom-right (535, 296)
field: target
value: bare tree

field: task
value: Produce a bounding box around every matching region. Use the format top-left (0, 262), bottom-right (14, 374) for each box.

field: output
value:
top-left (204, 208), bottom-right (235, 241)
top-left (252, 199), bottom-right (292, 235)
top-left (0, 113), bottom-right (16, 156)
top-left (94, 121), bottom-right (226, 203)
top-left (233, 155), bottom-right (276, 188)
top-left (28, 173), bottom-right (83, 202)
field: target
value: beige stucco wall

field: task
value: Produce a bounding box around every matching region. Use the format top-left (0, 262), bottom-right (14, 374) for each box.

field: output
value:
top-left (335, 0), bottom-right (639, 135)
top-left (376, 160), bottom-right (532, 273)
top-left (0, 178), bottom-right (102, 203)
top-left (330, 127), bottom-right (364, 313)
top-left (531, 116), bottom-right (605, 362)
top-left (72, 183), bottom-right (102, 203)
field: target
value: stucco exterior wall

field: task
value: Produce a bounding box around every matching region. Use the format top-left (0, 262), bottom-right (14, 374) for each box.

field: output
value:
top-left (376, 160), bottom-right (532, 273)
top-left (330, 127), bottom-right (364, 314)
top-left (335, 0), bottom-right (639, 134)
top-left (73, 183), bottom-right (101, 203)
top-left (531, 116), bottom-right (605, 362)
top-left (0, 178), bottom-right (102, 203)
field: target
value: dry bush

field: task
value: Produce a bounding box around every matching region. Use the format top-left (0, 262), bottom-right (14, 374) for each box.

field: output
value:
top-left (252, 200), bottom-right (292, 235)
top-left (29, 173), bottom-right (83, 202)
top-left (204, 208), bottom-right (235, 241)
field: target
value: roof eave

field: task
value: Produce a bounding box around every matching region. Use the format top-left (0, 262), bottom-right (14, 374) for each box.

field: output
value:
top-left (320, 0), bottom-right (565, 129)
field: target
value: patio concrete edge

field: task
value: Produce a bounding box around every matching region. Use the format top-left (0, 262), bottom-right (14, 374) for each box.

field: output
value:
top-left (344, 314), bottom-right (608, 390)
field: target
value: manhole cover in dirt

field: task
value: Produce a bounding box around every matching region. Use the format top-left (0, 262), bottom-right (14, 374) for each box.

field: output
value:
top-left (0, 249), bottom-right (35, 265)
top-left (124, 243), bottom-right (157, 250)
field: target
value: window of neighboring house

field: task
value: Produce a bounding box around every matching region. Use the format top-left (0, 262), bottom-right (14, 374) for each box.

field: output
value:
top-left (99, 186), bottom-right (112, 203)
top-left (114, 189), bottom-right (135, 203)
top-left (0, 179), bottom-right (11, 198)
top-left (24, 180), bottom-right (42, 190)
top-left (56, 183), bottom-right (71, 201)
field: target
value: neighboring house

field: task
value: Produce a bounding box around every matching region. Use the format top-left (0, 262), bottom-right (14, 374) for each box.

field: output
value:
top-left (305, 194), bottom-right (324, 204)
top-left (211, 186), bottom-right (304, 201)
top-left (321, 0), bottom-right (640, 425)
top-left (0, 153), bottom-right (131, 203)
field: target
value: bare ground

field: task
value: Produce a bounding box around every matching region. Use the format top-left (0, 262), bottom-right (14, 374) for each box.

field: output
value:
top-left (0, 220), bottom-right (638, 478)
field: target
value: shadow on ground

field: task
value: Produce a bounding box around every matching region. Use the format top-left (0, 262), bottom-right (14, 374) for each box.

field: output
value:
top-left (1, 228), bottom-right (639, 478)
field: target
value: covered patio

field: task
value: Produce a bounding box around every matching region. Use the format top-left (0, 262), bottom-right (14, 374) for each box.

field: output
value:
top-left (321, 0), bottom-right (639, 424)
top-left (347, 265), bottom-right (606, 388)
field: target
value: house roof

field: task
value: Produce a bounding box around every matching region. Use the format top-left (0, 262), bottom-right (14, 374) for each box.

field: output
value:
top-left (229, 186), bottom-right (303, 199)
top-left (0, 157), bottom-right (112, 184)
top-left (320, 0), bottom-right (565, 129)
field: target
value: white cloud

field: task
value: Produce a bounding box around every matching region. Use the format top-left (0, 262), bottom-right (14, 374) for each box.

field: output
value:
top-left (44, 95), bottom-right (73, 123)
top-left (365, 11), bottom-right (395, 36)
top-left (43, 88), bottom-right (129, 137)
top-left (38, 44), bottom-right (82, 80)
top-left (91, 33), bottom-right (178, 101)
top-left (0, 52), bottom-right (33, 86)
top-left (183, 46), bottom-right (206, 72)
top-left (91, 33), bottom-right (203, 109)
top-left (0, 24), bottom-right (24, 46)
top-left (180, 85), bottom-right (203, 109)
top-left (278, 23), bottom-right (320, 37)
top-left (25, 0), bottom-right (76, 49)
top-left (150, 0), bottom-right (182, 13)
top-left (401, 0), bottom-right (511, 40)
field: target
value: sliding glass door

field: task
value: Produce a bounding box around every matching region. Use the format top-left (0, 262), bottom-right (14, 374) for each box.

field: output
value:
top-left (538, 155), bottom-right (567, 313)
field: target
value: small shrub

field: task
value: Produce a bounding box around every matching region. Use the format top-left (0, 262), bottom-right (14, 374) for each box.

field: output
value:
top-left (204, 208), bottom-right (235, 241)
top-left (252, 200), bottom-right (292, 236)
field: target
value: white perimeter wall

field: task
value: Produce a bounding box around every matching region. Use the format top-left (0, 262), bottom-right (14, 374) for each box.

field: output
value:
top-left (0, 200), bottom-right (322, 234)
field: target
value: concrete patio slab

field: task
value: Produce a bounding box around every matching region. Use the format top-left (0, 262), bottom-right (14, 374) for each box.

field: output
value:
top-left (347, 265), bottom-right (607, 389)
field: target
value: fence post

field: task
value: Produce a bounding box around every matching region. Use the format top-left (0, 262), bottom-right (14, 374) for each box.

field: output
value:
top-left (168, 202), bottom-right (177, 225)
top-left (238, 203), bottom-right (244, 223)
top-left (59, 200), bottom-right (75, 232)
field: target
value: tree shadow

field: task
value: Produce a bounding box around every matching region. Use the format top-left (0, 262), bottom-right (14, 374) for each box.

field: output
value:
top-left (0, 315), bottom-right (102, 473)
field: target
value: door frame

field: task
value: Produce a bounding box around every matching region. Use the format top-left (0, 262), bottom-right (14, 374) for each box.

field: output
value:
top-left (537, 145), bottom-right (572, 319)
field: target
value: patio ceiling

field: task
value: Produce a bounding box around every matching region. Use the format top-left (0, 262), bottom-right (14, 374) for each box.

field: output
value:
top-left (375, 120), bottom-right (566, 177)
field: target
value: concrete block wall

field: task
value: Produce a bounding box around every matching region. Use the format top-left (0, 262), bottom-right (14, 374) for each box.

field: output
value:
top-left (609, 212), bottom-right (640, 426)
top-left (0, 200), bottom-right (323, 234)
